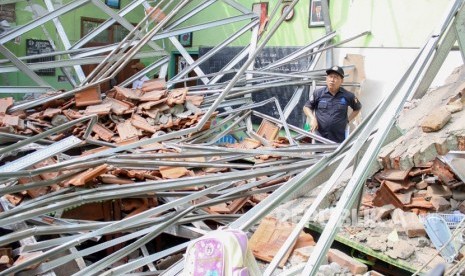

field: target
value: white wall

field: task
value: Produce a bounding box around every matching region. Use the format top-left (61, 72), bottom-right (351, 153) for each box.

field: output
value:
top-left (329, 48), bottom-right (464, 118)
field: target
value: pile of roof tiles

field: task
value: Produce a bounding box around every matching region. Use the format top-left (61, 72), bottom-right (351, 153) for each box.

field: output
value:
top-left (362, 156), bottom-right (464, 238)
top-left (0, 79), bottom-right (209, 143)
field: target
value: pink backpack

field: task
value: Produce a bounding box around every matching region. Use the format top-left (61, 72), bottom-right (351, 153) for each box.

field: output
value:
top-left (184, 229), bottom-right (260, 276)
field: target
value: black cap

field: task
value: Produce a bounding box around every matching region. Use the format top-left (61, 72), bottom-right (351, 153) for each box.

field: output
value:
top-left (326, 66), bottom-right (344, 78)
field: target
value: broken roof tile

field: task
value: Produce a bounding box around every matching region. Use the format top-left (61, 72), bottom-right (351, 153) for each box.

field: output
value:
top-left (405, 196), bottom-right (434, 209)
top-left (138, 98), bottom-right (167, 112)
top-left (375, 169), bottom-right (411, 182)
top-left (103, 97), bottom-right (133, 115)
top-left (99, 174), bottom-right (135, 185)
top-left (92, 123), bottom-right (115, 142)
top-left (66, 164), bottom-right (108, 186)
top-left (131, 114), bottom-right (157, 133)
top-left (372, 181), bottom-right (405, 209)
top-left (84, 103), bottom-right (112, 115)
top-left (249, 216), bottom-right (298, 268)
top-left (167, 88), bottom-right (187, 106)
top-left (408, 167), bottom-right (432, 177)
top-left (115, 86), bottom-right (142, 101)
top-left (2, 115), bottom-right (20, 128)
top-left (116, 121), bottom-right (141, 140)
top-left (141, 78), bottom-right (166, 92)
top-left (19, 176), bottom-right (49, 198)
top-left (26, 121), bottom-right (43, 134)
top-left (240, 138), bottom-right (262, 149)
top-left (42, 108), bottom-right (62, 118)
top-left (75, 85), bottom-right (102, 107)
top-left (33, 158), bottom-right (59, 181)
top-left (186, 95), bottom-right (204, 106)
top-left (384, 180), bottom-right (416, 192)
top-left (159, 166), bottom-right (189, 179)
top-left (257, 119), bottom-right (280, 141)
top-left (431, 158), bottom-right (457, 185)
top-left (395, 191), bottom-right (413, 205)
top-left (62, 109), bottom-right (83, 119)
top-left (5, 194), bottom-right (23, 206)
top-left (140, 90), bottom-right (166, 102)
top-left (0, 97), bottom-right (14, 114)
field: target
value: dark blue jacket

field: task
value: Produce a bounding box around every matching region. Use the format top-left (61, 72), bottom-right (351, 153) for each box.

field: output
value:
top-left (305, 86), bottom-right (361, 143)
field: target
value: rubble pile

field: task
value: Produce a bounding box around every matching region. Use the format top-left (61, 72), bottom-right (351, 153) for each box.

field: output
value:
top-left (0, 77), bottom-right (323, 275)
top-left (0, 79), bottom-right (212, 143)
top-left (378, 66), bottom-right (465, 171)
top-left (337, 152), bottom-right (465, 272)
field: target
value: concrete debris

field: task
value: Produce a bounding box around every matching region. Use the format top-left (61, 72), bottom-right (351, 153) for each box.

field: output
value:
top-left (420, 106), bottom-right (452, 133)
top-left (386, 241), bottom-right (415, 260)
top-left (1, 0), bottom-right (464, 274)
top-left (327, 248), bottom-right (368, 274)
top-left (378, 66), bottom-right (465, 170)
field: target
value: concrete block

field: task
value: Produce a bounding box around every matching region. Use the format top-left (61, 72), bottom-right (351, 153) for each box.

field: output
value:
top-left (386, 240), bottom-right (415, 260)
top-left (420, 107), bottom-right (451, 133)
top-left (327, 249), bottom-right (368, 275)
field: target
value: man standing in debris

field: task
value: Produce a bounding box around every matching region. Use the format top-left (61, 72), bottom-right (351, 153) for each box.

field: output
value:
top-left (131, 62), bottom-right (150, 89)
top-left (303, 66), bottom-right (362, 143)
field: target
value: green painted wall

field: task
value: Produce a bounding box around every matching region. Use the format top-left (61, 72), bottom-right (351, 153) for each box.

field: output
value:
top-left (1, 0), bottom-right (144, 92)
top-left (1, 0), bottom-right (454, 92)
top-left (177, 0), bottom-right (450, 49)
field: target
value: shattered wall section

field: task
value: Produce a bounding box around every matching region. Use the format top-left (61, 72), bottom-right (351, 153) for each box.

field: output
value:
top-left (378, 65), bottom-right (465, 170)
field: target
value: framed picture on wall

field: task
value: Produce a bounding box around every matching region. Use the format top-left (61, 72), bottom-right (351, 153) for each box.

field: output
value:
top-left (252, 2), bottom-right (268, 35)
top-left (105, 0), bottom-right (120, 9)
top-left (309, 0), bottom-right (325, 27)
top-left (178, 32), bottom-right (192, 47)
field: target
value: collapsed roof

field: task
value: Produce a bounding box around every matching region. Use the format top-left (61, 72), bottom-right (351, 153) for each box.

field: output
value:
top-left (1, 0), bottom-right (465, 275)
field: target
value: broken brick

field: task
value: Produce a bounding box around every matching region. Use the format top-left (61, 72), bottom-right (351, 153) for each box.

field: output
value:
top-left (327, 249), bottom-right (368, 274)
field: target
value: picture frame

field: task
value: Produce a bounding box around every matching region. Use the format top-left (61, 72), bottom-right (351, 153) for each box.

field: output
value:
top-left (105, 0), bottom-right (120, 9)
top-left (252, 2), bottom-right (269, 35)
top-left (57, 75), bottom-right (67, 82)
top-left (178, 32), bottom-right (192, 47)
top-left (309, 0), bottom-right (325, 27)
top-left (282, 4), bottom-right (294, 21)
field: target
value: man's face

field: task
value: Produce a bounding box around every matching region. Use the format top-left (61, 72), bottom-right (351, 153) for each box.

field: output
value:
top-left (315, 5), bottom-right (322, 13)
top-left (326, 73), bottom-right (343, 93)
